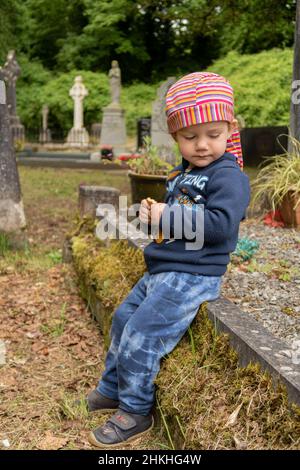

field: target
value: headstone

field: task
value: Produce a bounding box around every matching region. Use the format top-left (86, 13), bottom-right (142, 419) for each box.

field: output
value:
top-left (240, 126), bottom-right (288, 167)
top-left (39, 104), bottom-right (51, 143)
top-left (137, 117), bottom-right (151, 149)
top-left (0, 50), bottom-right (25, 143)
top-left (78, 185), bottom-right (120, 217)
top-left (151, 77), bottom-right (177, 164)
top-left (100, 60), bottom-right (127, 156)
top-left (66, 76), bottom-right (89, 147)
top-left (90, 122), bottom-right (102, 144)
top-left (0, 75), bottom-right (26, 233)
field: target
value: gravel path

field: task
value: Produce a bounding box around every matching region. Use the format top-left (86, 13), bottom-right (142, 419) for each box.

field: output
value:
top-left (222, 218), bottom-right (300, 346)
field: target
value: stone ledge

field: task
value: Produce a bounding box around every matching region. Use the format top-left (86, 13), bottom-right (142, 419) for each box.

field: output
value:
top-left (16, 156), bottom-right (128, 171)
top-left (206, 298), bottom-right (300, 406)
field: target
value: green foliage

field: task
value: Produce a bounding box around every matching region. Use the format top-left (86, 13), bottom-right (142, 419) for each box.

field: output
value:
top-left (251, 136), bottom-right (300, 212)
top-left (232, 237), bottom-right (259, 262)
top-left (17, 64), bottom-right (158, 134)
top-left (217, 0), bottom-right (295, 55)
top-left (207, 48), bottom-right (293, 127)
top-left (17, 67), bottom-right (110, 131)
top-left (0, 233), bottom-right (11, 256)
top-left (0, 0), bottom-right (296, 83)
top-left (16, 47), bottom-right (293, 136)
top-left (0, 0), bottom-right (27, 63)
top-left (122, 82), bottom-right (156, 134)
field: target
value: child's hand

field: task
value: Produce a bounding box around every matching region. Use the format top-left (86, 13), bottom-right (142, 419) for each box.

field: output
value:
top-left (150, 203), bottom-right (167, 225)
top-left (139, 199), bottom-right (151, 224)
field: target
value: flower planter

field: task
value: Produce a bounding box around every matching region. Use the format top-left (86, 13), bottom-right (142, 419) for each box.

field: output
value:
top-left (279, 191), bottom-right (300, 228)
top-left (128, 171), bottom-right (167, 204)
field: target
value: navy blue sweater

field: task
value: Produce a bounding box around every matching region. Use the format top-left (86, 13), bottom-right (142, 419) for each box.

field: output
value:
top-left (144, 152), bottom-right (251, 276)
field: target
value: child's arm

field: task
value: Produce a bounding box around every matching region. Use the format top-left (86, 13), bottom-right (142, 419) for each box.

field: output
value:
top-left (158, 168), bottom-right (250, 244)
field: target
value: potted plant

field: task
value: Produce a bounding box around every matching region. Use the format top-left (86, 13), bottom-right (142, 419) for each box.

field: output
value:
top-left (251, 136), bottom-right (300, 228)
top-left (127, 136), bottom-right (174, 204)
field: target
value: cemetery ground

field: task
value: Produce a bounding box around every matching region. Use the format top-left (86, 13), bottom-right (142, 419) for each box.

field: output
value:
top-left (0, 166), bottom-right (299, 450)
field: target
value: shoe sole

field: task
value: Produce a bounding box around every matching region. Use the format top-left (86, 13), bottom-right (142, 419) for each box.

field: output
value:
top-left (88, 417), bottom-right (154, 449)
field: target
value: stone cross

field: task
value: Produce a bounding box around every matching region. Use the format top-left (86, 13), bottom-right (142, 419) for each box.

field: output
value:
top-left (69, 75), bottom-right (88, 129)
top-left (66, 76), bottom-right (89, 146)
top-left (109, 60), bottom-right (121, 105)
top-left (0, 50), bottom-right (25, 142)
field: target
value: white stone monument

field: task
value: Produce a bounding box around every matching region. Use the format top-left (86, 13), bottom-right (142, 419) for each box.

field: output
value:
top-left (66, 76), bottom-right (89, 147)
top-left (151, 76), bottom-right (177, 164)
top-left (100, 60), bottom-right (127, 156)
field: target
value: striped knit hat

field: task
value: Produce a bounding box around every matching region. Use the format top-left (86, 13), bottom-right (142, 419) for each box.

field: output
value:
top-left (166, 72), bottom-right (243, 169)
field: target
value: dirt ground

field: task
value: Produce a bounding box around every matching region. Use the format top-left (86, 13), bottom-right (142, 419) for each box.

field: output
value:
top-left (0, 167), bottom-right (168, 450)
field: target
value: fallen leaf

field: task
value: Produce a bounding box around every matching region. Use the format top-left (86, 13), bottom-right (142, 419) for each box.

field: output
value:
top-left (38, 431), bottom-right (68, 450)
top-left (225, 403), bottom-right (243, 427)
top-left (233, 435), bottom-right (247, 450)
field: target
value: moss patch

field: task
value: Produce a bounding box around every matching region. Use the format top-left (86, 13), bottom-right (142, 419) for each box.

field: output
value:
top-left (71, 219), bottom-right (300, 450)
top-left (156, 305), bottom-right (300, 449)
top-left (71, 216), bottom-right (146, 344)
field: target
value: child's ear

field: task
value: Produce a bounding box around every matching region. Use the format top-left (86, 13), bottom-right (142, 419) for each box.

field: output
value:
top-left (171, 132), bottom-right (178, 142)
top-left (229, 119), bottom-right (238, 136)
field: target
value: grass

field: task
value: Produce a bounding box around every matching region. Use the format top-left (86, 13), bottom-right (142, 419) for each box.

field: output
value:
top-left (0, 166), bottom-right (131, 274)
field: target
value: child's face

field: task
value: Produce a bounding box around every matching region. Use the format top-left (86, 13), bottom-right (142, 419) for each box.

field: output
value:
top-left (174, 120), bottom-right (237, 168)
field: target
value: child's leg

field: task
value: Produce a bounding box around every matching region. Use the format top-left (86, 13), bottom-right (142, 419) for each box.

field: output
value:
top-left (97, 272), bottom-right (150, 400)
top-left (116, 272), bottom-right (222, 415)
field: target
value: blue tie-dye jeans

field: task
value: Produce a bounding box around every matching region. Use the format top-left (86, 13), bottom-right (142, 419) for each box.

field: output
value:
top-left (97, 271), bottom-right (222, 416)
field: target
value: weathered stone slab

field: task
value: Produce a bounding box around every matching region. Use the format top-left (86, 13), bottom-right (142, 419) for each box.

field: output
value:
top-left (206, 298), bottom-right (300, 406)
top-left (78, 185), bottom-right (120, 217)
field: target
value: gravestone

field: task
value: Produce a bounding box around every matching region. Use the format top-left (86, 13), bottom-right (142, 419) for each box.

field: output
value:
top-left (0, 50), bottom-right (25, 144)
top-left (100, 60), bottom-right (127, 156)
top-left (78, 185), bottom-right (120, 217)
top-left (90, 123), bottom-right (102, 144)
top-left (151, 77), bottom-right (177, 164)
top-left (240, 126), bottom-right (288, 167)
top-left (39, 105), bottom-right (51, 144)
top-left (66, 76), bottom-right (89, 147)
top-left (0, 75), bottom-right (26, 235)
top-left (137, 117), bottom-right (151, 149)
